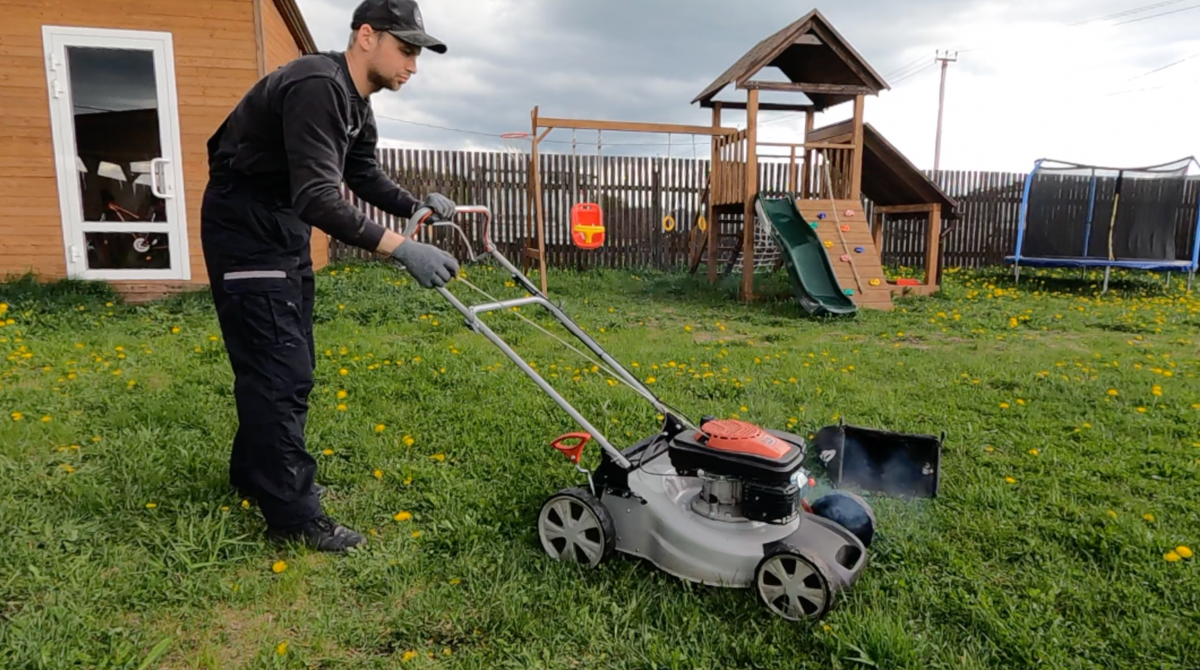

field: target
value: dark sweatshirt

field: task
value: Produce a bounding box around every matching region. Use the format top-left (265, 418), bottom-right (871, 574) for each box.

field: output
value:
top-left (205, 50), bottom-right (419, 252)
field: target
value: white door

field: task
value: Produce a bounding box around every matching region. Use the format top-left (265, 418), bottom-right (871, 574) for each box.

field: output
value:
top-left (43, 26), bottom-right (190, 281)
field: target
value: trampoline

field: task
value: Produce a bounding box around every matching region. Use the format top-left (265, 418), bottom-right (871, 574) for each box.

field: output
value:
top-left (1006, 157), bottom-right (1200, 292)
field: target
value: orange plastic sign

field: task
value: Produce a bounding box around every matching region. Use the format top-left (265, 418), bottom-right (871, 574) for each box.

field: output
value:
top-left (571, 202), bottom-right (605, 249)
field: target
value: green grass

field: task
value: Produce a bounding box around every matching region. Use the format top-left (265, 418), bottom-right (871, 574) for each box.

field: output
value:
top-left (1, 261), bottom-right (1199, 670)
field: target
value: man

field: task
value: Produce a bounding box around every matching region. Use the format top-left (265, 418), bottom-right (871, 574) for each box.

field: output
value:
top-left (200, 0), bottom-right (457, 552)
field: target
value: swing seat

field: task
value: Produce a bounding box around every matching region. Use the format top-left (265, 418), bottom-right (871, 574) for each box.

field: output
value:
top-left (571, 202), bottom-right (604, 249)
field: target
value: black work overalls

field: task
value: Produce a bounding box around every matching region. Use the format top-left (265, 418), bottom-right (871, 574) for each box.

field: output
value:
top-left (200, 51), bottom-right (418, 530)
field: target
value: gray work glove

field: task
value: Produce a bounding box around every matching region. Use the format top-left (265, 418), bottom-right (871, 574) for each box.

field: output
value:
top-left (423, 193), bottom-right (457, 221)
top-left (390, 239), bottom-right (459, 288)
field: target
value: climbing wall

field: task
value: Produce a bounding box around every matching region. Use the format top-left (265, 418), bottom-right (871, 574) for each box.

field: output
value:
top-left (794, 200), bottom-right (894, 311)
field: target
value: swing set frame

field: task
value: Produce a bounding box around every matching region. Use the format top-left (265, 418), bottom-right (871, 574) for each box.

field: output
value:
top-left (519, 105), bottom-right (740, 294)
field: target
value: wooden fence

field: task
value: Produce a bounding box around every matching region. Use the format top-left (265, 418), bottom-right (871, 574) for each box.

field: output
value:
top-left (332, 148), bottom-right (1200, 273)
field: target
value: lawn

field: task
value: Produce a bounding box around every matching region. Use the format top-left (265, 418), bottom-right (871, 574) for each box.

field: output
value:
top-left (1, 261), bottom-right (1198, 670)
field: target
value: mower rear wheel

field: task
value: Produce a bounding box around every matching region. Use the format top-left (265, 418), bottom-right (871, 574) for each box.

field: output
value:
top-left (754, 546), bottom-right (833, 621)
top-left (537, 487), bottom-right (615, 568)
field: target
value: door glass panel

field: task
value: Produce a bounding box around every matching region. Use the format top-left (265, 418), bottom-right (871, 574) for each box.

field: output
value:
top-left (85, 232), bottom-right (172, 270)
top-left (66, 46), bottom-right (168, 224)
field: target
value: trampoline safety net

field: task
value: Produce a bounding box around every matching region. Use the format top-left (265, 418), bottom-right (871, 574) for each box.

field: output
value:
top-left (1020, 157), bottom-right (1197, 262)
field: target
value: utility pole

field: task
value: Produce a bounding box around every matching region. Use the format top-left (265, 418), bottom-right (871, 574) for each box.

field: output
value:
top-left (933, 50), bottom-right (958, 174)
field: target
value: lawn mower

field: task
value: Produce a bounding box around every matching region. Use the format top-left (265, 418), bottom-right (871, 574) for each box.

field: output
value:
top-left (400, 204), bottom-right (940, 622)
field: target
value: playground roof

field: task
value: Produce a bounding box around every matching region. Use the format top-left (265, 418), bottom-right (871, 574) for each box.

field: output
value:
top-left (810, 119), bottom-right (959, 218)
top-left (692, 9), bottom-right (890, 113)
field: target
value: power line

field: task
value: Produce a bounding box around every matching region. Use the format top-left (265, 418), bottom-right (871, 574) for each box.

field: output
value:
top-left (1068, 0), bottom-right (1188, 25)
top-left (883, 53), bottom-right (933, 80)
top-left (374, 112), bottom-right (699, 147)
top-left (1110, 2), bottom-right (1200, 24)
top-left (891, 61), bottom-right (938, 85)
top-left (1127, 51), bottom-right (1200, 79)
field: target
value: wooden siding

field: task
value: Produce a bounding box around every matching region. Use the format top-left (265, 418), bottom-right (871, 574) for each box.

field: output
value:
top-left (2, 0), bottom-right (258, 290)
top-left (0, 0), bottom-right (325, 299)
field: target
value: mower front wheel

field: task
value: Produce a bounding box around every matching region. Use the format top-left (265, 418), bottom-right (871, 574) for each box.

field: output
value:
top-left (536, 487), bottom-right (615, 568)
top-left (754, 546), bottom-right (834, 622)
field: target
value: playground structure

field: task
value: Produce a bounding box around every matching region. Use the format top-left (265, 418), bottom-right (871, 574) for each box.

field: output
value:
top-left (517, 9), bottom-right (958, 313)
top-left (1007, 157), bottom-right (1200, 293)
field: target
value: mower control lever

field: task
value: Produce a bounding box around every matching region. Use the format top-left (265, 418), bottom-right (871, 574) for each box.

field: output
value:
top-left (551, 433), bottom-right (591, 464)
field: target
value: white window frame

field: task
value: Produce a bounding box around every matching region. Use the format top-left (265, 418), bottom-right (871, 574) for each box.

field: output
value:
top-left (42, 25), bottom-right (191, 281)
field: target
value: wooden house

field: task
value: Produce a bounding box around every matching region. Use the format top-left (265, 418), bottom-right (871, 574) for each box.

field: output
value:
top-left (3, 0), bottom-right (326, 302)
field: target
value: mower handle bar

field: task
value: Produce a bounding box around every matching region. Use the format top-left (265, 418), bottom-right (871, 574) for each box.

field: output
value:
top-left (405, 204), bottom-right (678, 471)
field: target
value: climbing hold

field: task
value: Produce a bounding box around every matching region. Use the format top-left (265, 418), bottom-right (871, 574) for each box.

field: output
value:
top-left (841, 225), bottom-right (851, 232)
top-left (845, 209), bottom-right (855, 217)
top-left (824, 240), bottom-right (834, 248)
top-left (818, 212), bottom-right (827, 220)
top-left (840, 254), bottom-right (851, 262)
top-left (855, 246), bottom-right (865, 253)
top-left (810, 222), bottom-right (819, 229)
top-left (869, 278), bottom-right (881, 287)
top-left (844, 289), bottom-right (855, 296)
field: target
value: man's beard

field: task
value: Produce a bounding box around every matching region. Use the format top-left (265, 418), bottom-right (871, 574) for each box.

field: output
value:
top-left (367, 65), bottom-right (396, 92)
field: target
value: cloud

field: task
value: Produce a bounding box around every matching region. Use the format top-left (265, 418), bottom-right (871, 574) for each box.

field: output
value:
top-left (296, 0), bottom-right (1200, 172)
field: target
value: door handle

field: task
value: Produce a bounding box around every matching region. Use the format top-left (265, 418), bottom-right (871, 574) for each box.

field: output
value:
top-left (150, 158), bottom-right (170, 199)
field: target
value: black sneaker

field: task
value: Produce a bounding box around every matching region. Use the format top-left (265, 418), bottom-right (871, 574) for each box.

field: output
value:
top-left (267, 514), bottom-right (366, 552)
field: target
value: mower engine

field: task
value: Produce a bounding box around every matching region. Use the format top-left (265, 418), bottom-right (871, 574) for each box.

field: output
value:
top-left (668, 419), bottom-right (809, 525)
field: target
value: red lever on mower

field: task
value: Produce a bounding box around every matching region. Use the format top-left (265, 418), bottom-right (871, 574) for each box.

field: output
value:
top-left (550, 432), bottom-right (591, 464)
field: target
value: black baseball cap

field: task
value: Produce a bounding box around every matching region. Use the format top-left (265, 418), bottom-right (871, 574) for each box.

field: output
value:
top-left (351, 0), bottom-right (447, 54)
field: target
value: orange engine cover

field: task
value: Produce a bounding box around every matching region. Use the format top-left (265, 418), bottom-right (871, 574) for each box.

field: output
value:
top-left (698, 419), bottom-right (792, 460)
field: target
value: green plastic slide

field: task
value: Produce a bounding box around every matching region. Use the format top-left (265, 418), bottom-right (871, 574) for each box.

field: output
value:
top-left (755, 194), bottom-right (858, 317)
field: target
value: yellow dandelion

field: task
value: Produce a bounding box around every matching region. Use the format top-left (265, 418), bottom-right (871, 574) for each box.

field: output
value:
top-left (242, 499), bottom-right (251, 508)
top-left (276, 641), bottom-right (288, 655)
top-left (336, 389), bottom-right (348, 399)
top-left (430, 453), bottom-right (446, 462)
top-left (449, 578), bottom-right (461, 585)
top-left (1152, 385), bottom-right (1163, 396)
top-left (1107, 389), bottom-right (1119, 396)
top-left (272, 560), bottom-right (288, 573)
top-left (1137, 407), bottom-right (1147, 413)
top-left (1005, 476), bottom-right (1017, 484)
top-left (322, 448), bottom-right (334, 456)
top-left (1165, 551), bottom-right (1181, 563)
top-left (145, 502), bottom-right (157, 509)
top-left (999, 403), bottom-right (1010, 409)
top-left (394, 511), bottom-right (412, 521)
top-left (339, 368), bottom-right (349, 376)
top-left (373, 469), bottom-right (383, 480)
top-left (59, 464), bottom-right (76, 473)
top-left (1107, 510), bottom-right (1117, 518)
top-left (1177, 546), bottom-right (1194, 559)
top-left (403, 435), bottom-right (415, 447)
top-left (1144, 513), bottom-right (1155, 522)
top-left (10, 412), bottom-right (22, 421)
top-left (170, 326), bottom-right (180, 334)
top-left (1028, 448), bottom-right (1039, 455)
top-left (646, 376), bottom-right (656, 384)
top-left (375, 424), bottom-right (386, 433)
top-left (337, 403), bottom-right (347, 411)
top-left (403, 476), bottom-right (413, 485)
top-left (402, 650), bottom-right (418, 662)
top-left (411, 530), bottom-right (422, 538)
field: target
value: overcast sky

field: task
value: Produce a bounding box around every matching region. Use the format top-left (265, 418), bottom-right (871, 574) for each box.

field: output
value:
top-left (293, 0), bottom-right (1200, 173)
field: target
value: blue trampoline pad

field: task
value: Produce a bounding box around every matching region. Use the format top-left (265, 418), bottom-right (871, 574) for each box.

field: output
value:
top-left (1004, 257), bottom-right (1196, 271)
